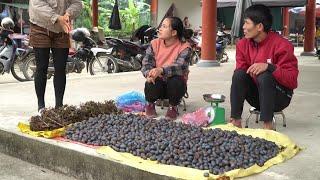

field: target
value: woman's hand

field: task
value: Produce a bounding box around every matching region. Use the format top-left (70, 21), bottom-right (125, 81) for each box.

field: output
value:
top-left (57, 14), bottom-right (71, 33)
top-left (146, 76), bottom-right (155, 84)
top-left (148, 67), bottom-right (163, 79)
top-left (63, 12), bottom-right (71, 24)
top-left (146, 68), bottom-right (163, 84)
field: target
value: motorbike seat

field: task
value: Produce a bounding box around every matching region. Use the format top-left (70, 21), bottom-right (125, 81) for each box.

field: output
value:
top-left (129, 41), bottom-right (149, 50)
top-left (130, 41), bottom-right (143, 47)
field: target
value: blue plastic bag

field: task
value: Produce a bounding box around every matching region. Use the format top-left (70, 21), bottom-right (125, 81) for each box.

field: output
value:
top-left (115, 91), bottom-right (146, 112)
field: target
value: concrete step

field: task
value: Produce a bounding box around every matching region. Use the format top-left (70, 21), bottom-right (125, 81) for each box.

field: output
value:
top-left (0, 152), bottom-right (76, 180)
top-left (0, 128), bottom-right (172, 180)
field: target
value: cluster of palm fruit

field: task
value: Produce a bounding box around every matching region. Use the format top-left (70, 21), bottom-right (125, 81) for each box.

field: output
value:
top-left (30, 101), bottom-right (122, 131)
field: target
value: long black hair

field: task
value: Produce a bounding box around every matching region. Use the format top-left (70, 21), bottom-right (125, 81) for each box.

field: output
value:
top-left (166, 16), bottom-right (185, 41)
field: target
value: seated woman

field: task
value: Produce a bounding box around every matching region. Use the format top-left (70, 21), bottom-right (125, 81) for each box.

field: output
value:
top-left (141, 16), bottom-right (192, 120)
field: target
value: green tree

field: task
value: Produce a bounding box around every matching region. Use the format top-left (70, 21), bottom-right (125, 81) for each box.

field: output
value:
top-left (74, 0), bottom-right (151, 38)
top-left (74, 0), bottom-right (92, 29)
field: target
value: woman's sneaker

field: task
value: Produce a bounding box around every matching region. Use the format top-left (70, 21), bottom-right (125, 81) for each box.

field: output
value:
top-left (37, 108), bottom-right (45, 116)
top-left (165, 106), bottom-right (178, 120)
top-left (145, 103), bottom-right (157, 118)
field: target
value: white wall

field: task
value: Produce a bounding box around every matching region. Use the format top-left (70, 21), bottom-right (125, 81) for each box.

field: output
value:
top-left (157, 0), bottom-right (202, 29)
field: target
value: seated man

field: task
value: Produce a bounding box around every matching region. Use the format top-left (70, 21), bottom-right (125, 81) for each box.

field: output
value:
top-left (141, 16), bottom-right (191, 120)
top-left (229, 4), bottom-right (299, 130)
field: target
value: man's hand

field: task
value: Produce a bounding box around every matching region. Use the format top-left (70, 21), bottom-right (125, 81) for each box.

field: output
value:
top-left (247, 63), bottom-right (268, 77)
top-left (57, 14), bottom-right (71, 33)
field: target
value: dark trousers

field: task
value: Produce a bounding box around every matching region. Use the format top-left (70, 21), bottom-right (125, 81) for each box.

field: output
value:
top-left (230, 69), bottom-right (292, 122)
top-left (34, 48), bottom-right (68, 110)
top-left (144, 76), bottom-right (186, 106)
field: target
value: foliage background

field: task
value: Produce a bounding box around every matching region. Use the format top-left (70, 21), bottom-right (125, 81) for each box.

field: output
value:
top-left (74, 0), bottom-right (151, 38)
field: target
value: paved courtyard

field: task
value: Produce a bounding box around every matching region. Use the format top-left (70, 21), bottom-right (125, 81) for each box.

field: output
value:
top-left (0, 47), bottom-right (319, 179)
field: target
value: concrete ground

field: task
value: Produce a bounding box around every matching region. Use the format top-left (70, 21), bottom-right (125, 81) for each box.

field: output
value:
top-left (0, 47), bottom-right (319, 179)
top-left (0, 152), bottom-right (76, 180)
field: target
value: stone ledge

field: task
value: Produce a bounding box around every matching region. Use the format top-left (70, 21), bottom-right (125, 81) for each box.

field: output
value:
top-left (0, 129), bottom-right (172, 180)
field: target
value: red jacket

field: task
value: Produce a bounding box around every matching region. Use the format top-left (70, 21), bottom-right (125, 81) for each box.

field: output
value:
top-left (236, 32), bottom-right (299, 90)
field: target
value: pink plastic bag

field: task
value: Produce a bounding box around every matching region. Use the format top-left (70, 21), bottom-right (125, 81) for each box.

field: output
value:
top-left (120, 102), bottom-right (145, 112)
top-left (181, 107), bottom-right (209, 127)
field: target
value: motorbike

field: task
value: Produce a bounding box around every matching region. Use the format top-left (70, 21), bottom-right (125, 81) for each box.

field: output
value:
top-left (131, 25), bottom-right (158, 44)
top-left (216, 38), bottom-right (229, 63)
top-left (22, 28), bottom-right (113, 81)
top-left (317, 50), bottom-right (320, 60)
top-left (188, 30), bottom-right (229, 65)
top-left (217, 30), bottom-right (232, 45)
top-left (104, 37), bottom-right (148, 73)
top-left (188, 31), bottom-right (201, 66)
top-left (99, 25), bottom-right (158, 74)
top-left (0, 17), bottom-right (28, 82)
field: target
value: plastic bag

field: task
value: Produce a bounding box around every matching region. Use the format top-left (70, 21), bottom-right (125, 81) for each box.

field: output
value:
top-left (181, 107), bottom-right (211, 127)
top-left (116, 91), bottom-right (146, 112)
top-left (119, 102), bottom-right (145, 113)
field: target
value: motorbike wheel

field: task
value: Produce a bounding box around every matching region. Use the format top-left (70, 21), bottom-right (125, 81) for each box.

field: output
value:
top-left (226, 35), bottom-right (232, 45)
top-left (22, 54), bottom-right (36, 81)
top-left (22, 54), bottom-right (53, 81)
top-left (220, 52), bottom-right (229, 63)
top-left (11, 55), bottom-right (28, 82)
top-left (89, 55), bottom-right (118, 75)
top-left (190, 51), bottom-right (200, 65)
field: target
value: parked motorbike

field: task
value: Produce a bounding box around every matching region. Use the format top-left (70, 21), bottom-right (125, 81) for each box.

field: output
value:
top-left (22, 28), bottom-right (113, 81)
top-left (104, 37), bottom-right (148, 73)
top-left (131, 25), bottom-right (158, 44)
top-left (188, 30), bottom-right (229, 65)
top-left (0, 17), bottom-right (28, 82)
top-left (98, 25), bottom-right (157, 74)
top-left (217, 30), bottom-right (232, 45)
top-left (216, 37), bottom-right (229, 63)
top-left (188, 31), bottom-right (201, 65)
top-left (316, 49), bottom-right (320, 60)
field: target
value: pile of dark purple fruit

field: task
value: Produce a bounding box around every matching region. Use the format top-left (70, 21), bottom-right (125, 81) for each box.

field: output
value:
top-left (65, 113), bottom-right (281, 175)
top-left (30, 101), bottom-right (122, 131)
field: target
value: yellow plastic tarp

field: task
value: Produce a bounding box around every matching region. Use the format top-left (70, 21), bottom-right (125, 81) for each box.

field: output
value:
top-left (18, 122), bottom-right (65, 139)
top-left (17, 121), bottom-right (301, 179)
top-left (96, 123), bottom-right (301, 180)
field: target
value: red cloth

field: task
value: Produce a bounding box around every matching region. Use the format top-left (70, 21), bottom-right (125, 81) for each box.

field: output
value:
top-left (236, 32), bottom-right (299, 90)
top-left (53, 137), bottom-right (100, 149)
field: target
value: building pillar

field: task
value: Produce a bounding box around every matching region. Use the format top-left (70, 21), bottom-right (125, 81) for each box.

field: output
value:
top-left (92, 0), bottom-right (98, 27)
top-left (301, 0), bottom-right (316, 56)
top-left (197, 0), bottom-right (219, 67)
top-left (151, 0), bottom-right (158, 27)
top-left (282, 7), bottom-right (290, 37)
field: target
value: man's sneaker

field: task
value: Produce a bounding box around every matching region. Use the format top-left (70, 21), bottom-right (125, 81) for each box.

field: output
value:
top-left (165, 106), bottom-right (179, 120)
top-left (145, 103), bottom-right (157, 118)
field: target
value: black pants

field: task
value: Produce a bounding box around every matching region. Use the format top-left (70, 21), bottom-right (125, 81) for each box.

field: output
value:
top-left (230, 69), bottom-right (292, 122)
top-left (34, 48), bottom-right (68, 110)
top-left (144, 76), bottom-right (186, 106)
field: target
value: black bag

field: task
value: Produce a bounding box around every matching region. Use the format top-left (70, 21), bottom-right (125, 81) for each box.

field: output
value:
top-left (109, 0), bottom-right (122, 30)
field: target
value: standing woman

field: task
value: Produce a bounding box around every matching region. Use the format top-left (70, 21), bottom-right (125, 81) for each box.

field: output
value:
top-left (29, 0), bottom-right (82, 112)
